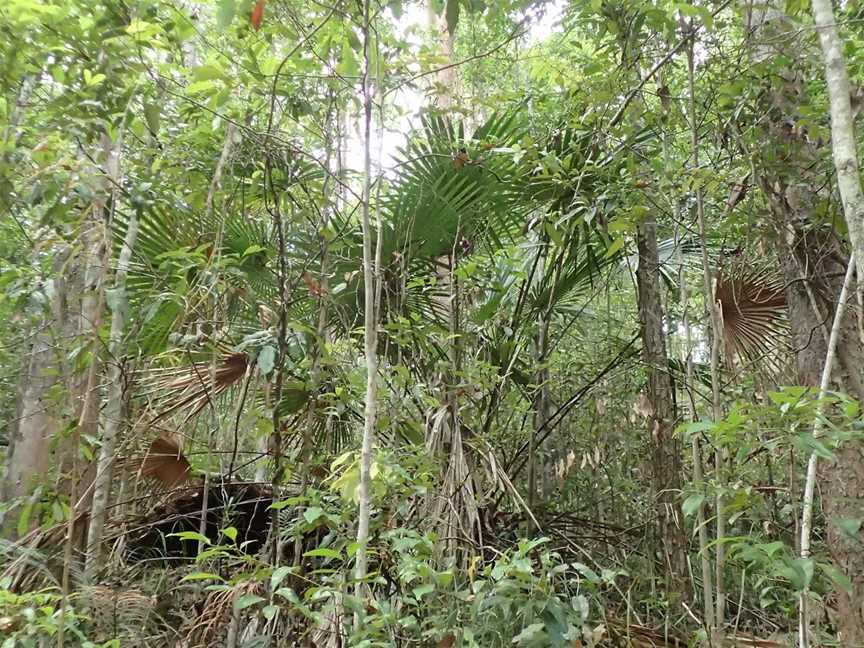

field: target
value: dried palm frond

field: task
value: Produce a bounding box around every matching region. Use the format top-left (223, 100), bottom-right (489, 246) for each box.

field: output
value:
top-left (714, 264), bottom-right (788, 366)
top-left (80, 585), bottom-right (167, 647)
top-left (143, 353), bottom-right (249, 425)
top-left (131, 437), bottom-right (193, 489)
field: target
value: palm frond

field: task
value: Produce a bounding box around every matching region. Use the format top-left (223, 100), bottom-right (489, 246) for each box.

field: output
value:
top-left (143, 352), bottom-right (250, 425)
top-left (715, 264), bottom-right (788, 365)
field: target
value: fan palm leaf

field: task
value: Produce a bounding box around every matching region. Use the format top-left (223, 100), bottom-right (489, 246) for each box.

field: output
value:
top-left (715, 263), bottom-right (788, 365)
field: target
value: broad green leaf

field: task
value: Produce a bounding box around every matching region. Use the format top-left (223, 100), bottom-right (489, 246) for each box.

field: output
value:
top-left (303, 506), bottom-right (325, 524)
top-left (412, 583), bottom-right (434, 598)
top-left (303, 547), bottom-right (342, 560)
top-left (605, 236), bottom-right (625, 258)
top-left (180, 572), bottom-right (225, 582)
top-left (836, 517), bottom-right (862, 539)
top-left (336, 41), bottom-right (359, 77)
top-left (819, 562), bottom-right (853, 594)
top-left (445, 0), bottom-right (461, 35)
top-left (682, 493), bottom-right (705, 518)
top-left (144, 102), bottom-right (160, 134)
top-left (168, 531), bottom-right (211, 545)
top-left (216, 0), bottom-right (237, 29)
top-left (271, 566), bottom-right (294, 589)
top-left (234, 594), bottom-right (264, 612)
top-left (512, 622), bottom-right (545, 644)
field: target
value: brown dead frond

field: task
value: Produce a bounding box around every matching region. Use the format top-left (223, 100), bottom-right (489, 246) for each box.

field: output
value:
top-left (144, 352), bottom-right (249, 425)
top-left (715, 265), bottom-right (788, 366)
top-left (135, 437), bottom-right (193, 489)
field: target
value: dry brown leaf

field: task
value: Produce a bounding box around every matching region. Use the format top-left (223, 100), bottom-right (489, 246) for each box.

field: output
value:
top-left (138, 437), bottom-right (192, 488)
top-left (250, 0), bottom-right (265, 31)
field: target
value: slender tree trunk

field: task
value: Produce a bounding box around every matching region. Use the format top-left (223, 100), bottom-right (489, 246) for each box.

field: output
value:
top-left (354, 0), bottom-right (378, 622)
top-left (799, 255), bottom-right (855, 647)
top-left (687, 36), bottom-right (726, 637)
top-left (84, 211), bottom-right (138, 578)
top-left (811, 0), bottom-right (864, 287)
top-left (636, 213), bottom-right (689, 600)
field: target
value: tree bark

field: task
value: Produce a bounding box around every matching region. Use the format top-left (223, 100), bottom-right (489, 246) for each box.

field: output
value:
top-left (636, 215), bottom-right (689, 600)
top-left (747, 2), bottom-right (864, 642)
top-left (354, 0), bottom-right (378, 622)
top-left (84, 211), bottom-right (138, 577)
top-left (808, 0), bottom-right (864, 640)
top-left (0, 253), bottom-right (66, 533)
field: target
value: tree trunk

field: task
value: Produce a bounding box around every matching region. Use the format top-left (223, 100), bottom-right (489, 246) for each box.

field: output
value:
top-left (748, 3), bottom-right (864, 642)
top-left (84, 211), bottom-right (138, 578)
top-left (354, 0), bottom-right (378, 620)
top-left (808, 0), bottom-right (864, 639)
top-left (636, 215), bottom-right (689, 600)
top-left (0, 254), bottom-right (66, 534)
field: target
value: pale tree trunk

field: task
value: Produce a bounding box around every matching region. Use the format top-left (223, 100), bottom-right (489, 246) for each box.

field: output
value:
top-left (799, 256), bottom-right (855, 647)
top-left (687, 36), bottom-right (726, 637)
top-left (427, 1), bottom-right (457, 110)
top-left (636, 215), bottom-right (689, 601)
top-left (354, 0), bottom-right (378, 621)
top-left (812, 0), bottom-right (864, 286)
top-left (1, 132), bottom-right (112, 537)
top-left (83, 211), bottom-right (138, 578)
top-left (0, 255), bottom-right (66, 533)
top-left (58, 132), bottom-right (118, 648)
top-left (664, 52), bottom-right (714, 623)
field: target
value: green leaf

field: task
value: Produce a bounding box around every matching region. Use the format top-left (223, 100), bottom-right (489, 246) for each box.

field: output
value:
top-left (17, 501), bottom-right (33, 537)
top-left (257, 345), bottom-right (276, 375)
top-left (336, 41), bottom-right (359, 77)
top-left (262, 604), bottom-right (279, 621)
top-left (412, 583), bottom-right (434, 598)
top-left (187, 80), bottom-right (218, 95)
top-left (682, 493), bottom-right (705, 518)
top-left (271, 566), bottom-right (294, 589)
top-left (233, 594), bottom-right (264, 612)
top-left (445, 0), bottom-right (461, 35)
top-left (304, 547), bottom-right (342, 560)
top-left (192, 65), bottom-right (225, 81)
top-left (512, 622), bottom-right (545, 644)
top-left (684, 420), bottom-right (715, 435)
top-left (144, 102), bottom-right (160, 134)
top-left (819, 562), bottom-right (853, 594)
top-left (303, 506), bottom-right (325, 524)
top-left (835, 517), bottom-right (862, 540)
top-left (571, 562), bottom-right (600, 582)
top-left (180, 572), bottom-right (225, 582)
top-left (168, 531), bottom-right (211, 545)
top-left (779, 558), bottom-right (814, 591)
top-left (605, 236), bottom-right (625, 258)
top-left (216, 0), bottom-right (237, 29)
top-left (275, 587), bottom-right (299, 603)
top-left (222, 526), bottom-right (238, 542)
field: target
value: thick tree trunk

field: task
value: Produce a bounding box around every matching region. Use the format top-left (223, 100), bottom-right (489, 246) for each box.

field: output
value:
top-left (636, 216), bottom-right (689, 599)
top-left (808, 0), bottom-right (864, 639)
top-left (748, 3), bottom-right (864, 642)
top-left (0, 253), bottom-right (67, 532)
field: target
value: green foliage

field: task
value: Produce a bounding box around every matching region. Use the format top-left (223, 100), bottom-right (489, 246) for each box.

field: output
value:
top-left (0, 578), bottom-right (108, 648)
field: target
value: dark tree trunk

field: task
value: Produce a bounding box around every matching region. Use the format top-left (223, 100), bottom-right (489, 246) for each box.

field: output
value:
top-left (749, 4), bottom-right (864, 638)
top-left (636, 215), bottom-right (689, 597)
